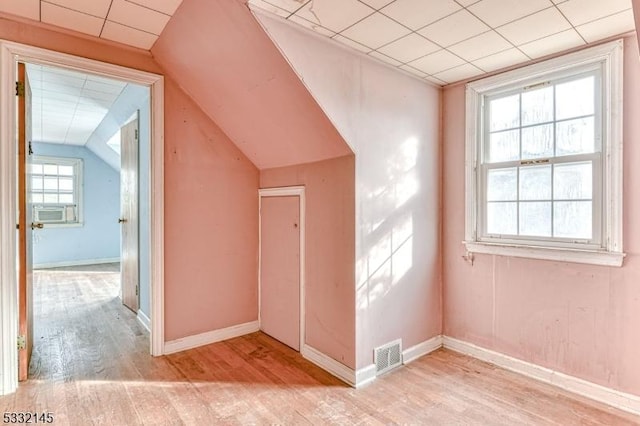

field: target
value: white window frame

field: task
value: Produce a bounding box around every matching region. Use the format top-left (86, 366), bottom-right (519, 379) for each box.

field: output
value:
top-left (30, 155), bottom-right (83, 227)
top-left (464, 40), bottom-right (624, 267)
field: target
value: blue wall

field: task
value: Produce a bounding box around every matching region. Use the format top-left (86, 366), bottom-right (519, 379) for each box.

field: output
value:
top-left (32, 142), bottom-right (120, 266)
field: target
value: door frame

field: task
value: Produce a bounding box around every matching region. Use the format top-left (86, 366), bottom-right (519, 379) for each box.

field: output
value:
top-left (0, 40), bottom-right (165, 395)
top-left (258, 186), bottom-right (305, 351)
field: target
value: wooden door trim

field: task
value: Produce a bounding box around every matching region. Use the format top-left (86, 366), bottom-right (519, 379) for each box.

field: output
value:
top-left (258, 186), bottom-right (306, 352)
top-left (0, 41), bottom-right (165, 395)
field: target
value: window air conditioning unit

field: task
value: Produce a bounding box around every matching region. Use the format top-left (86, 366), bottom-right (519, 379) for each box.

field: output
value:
top-left (34, 206), bottom-right (66, 223)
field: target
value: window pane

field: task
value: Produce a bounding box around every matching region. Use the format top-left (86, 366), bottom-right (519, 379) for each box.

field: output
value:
top-left (31, 193), bottom-right (43, 203)
top-left (521, 86), bottom-right (553, 126)
top-left (487, 168), bottom-right (517, 201)
top-left (522, 124), bottom-right (553, 159)
top-left (489, 130), bottom-right (519, 163)
top-left (556, 76), bottom-right (594, 120)
top-left (43, 193), bottom-right (58, 203)
top-left (59, 193), bottom-right (73, 204)
top-left (556, 117), bottom-right (595, 156)
top-left (59, 177), bottom-right (74, 191)
top-left (520, 165), bottom-right (551, 200)
top-left (30, 164), bottom-right (43, 174)
top-left (43, 164), bottom-right (58, 175)
top-left (31, 177), bottom-right (43, 190)
top-left (58, 165), bottom-right (74, 176)
top-left (520, 202), bottom-right (551, 237)
top-left (487, 202), bottom-right (517, 235)
top-left (490, 94), bottom-right (519, 131)
top-left (554, 201), bottom-right (592, 239)
top-left (43, 177), bottom-right (58, 190)
top-left (554, 162), bottom-right (592, 200)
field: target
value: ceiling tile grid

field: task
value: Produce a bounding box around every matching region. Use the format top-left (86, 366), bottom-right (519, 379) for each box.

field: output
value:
top-left (249, 0), bottom-right (635, 85)
top-left (0, 0), bottom-right (184, 50)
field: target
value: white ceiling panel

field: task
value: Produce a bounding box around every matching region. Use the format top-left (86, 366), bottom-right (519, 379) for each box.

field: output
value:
top-left (448, 31), bottom-right (512, 62)
top-left (557, 0), bottom-right (631, 26)
top-left (46, 0), bottom-right (112, 18)
top-left (575, 9), bottom-right (635, 43)
top-left (468, 0), bottom-right (554, 28)
top-left (368, 51), bottom-right (403, 67)
top-left (472, 48), bottom-right (529, 72)
top-left (377, 33), bottom-right (439, 63)
top-left (126, 0), bottom-right (183, 15)
top-left (0, 0), bottom-right (39, 21)
top-left (101, 20), bottom-right (158, 50)
top-left (295, 0), bottom-right (374, 33)
top-left (433, 63), bottom-right (484, 83)
top-left (341, 13), bottom-right (411, 49)
top-left (417, 9), bottom-right (489, 48)
top-left (496, 7), bottom-right (571, 46)
top-left (108, 0), bottom-right (170, 35)
top-left (331, 35), bottom-right (372, 53)
top-left (380, 0), bottom-right (461, 30)
top-left (518, 29), bottom-right (585, 58)
top-left (41, 2), bottom-right (103, 37)
top-left (261, 0), bottom-right (310, 13)
top-left (407, 49), bottom-right (465, 75)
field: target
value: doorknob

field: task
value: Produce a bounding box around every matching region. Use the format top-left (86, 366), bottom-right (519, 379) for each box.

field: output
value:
top-left (30, 222), bottom-right (44, 230)
top-left (118, 218), bottom-right (127, 223)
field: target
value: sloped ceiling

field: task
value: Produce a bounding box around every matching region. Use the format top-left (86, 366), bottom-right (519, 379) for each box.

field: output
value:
top-left (151, 0), bottom-right (352, 170)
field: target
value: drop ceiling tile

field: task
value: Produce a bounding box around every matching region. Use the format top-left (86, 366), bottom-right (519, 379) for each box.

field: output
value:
top-left (380, 0), bottom-right (461, 30)
top-left (101, 20), bottom-right (158, 50)
top-left (377, 33), bottom-right (439, 63)
top-left (289, 15), bottom-right (336, 37)
top-left (468, 0), bottom-right (553, 28)
top-left (40, 84), bottom-right (82, 97)
top-left (81, 89), bottom-right (119, 102)
top-left (260, 0), bottom-right (309, 13)
top-left (41, 73), bottom-right (86, 88)
top-left (368, 51), bottom-right (403, 66)
top-left (518, 28), bottom-right (584, 58)
top-left (418, 9), bottom-right (489, 47)
top-left (86, 74), bottom-right (127, 88)
top-left (433, 63), bottom-right (484, 83)
top-left (498, 8), bottom-right (571, 47)
top-left (575, 9), bottom-right (635, 43)
top-left (125, 0), bottom-right (183, 16)
top-left (340, 12), bottom-right (411, 49)
top-left (248, 0), bottom-right (290, 18)
top-left (399, 64), bottom-right (427, 78)
top-left (472, 47), bottom-right (529, 72)
top-left (448, 30), bottom-right (512, 61)
top-left (407, 49), bottom-right (465, 74)
top-left (0, 0), bottom-right (39, 21)
top-left (41, 2), bottom-right (104, 37)
top-left (359, 0), bottom-right (395, 9)
top-left (557, 0), bottom-right (631, 26)
top-left (108, 0), bottom-right (170, 35)
top-left (46, 0), bottom-right (112, 18)
top-left (83, 80), bottom-right (125, 95)
top-left (332, 34), bottom-right (372, 53)
top-left (294, 0), bottom-right (374, 33)
top-left (454, 0), bottom-right (481, 5)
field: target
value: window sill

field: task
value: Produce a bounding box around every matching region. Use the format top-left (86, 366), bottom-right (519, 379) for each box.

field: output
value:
top-left (463, 241), bottom-right (625, 267)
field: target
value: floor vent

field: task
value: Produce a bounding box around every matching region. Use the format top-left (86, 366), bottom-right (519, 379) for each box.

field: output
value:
top-left (374, 339), bottom-right (402, 375)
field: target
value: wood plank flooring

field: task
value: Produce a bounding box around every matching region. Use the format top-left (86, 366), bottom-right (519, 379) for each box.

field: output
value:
top-left (1, 264), bottom-right (639, 425)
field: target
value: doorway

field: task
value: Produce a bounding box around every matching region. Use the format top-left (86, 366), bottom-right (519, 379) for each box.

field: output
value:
top-left (258, 186), bottom-right (305, 351)
top-left (0, 41), bottom-right (165, 396)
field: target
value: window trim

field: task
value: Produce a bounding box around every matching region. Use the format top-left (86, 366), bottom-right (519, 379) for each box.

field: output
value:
top-left (464, 40), bottom-right (624, 267)
top-left (30, 155), bottom-right (83, 227)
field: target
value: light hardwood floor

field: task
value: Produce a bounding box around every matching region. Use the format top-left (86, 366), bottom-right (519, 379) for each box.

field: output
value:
top-left (1, 264), bottom-right (639, 425)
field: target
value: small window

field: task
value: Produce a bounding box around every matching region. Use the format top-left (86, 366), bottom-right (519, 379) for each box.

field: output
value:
top-left (464, 40), bottom-right (624, 266)
top-left (30, 156), bottom-right (83, 226)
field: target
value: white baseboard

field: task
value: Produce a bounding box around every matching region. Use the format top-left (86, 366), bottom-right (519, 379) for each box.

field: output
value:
top-left (301, 344), bottom-right (357, 387)
top-left (164, 321), bottom-right (259, 355)
top-left (34, 257), bottom-right (120, 269)
top-left (137, 310), bottom-right (151, 333)
top-left (442, 336), bottom-right (640, 416)
top-left (355, 364), bottom-right (377, 388)
top-left (403, 335), bottom-right (443, 364)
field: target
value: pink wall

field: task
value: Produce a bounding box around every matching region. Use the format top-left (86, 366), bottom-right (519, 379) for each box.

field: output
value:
top-left (151, 0), bottom-right (352, 170)
top-left (260, 155), bottom-right (356, 368)
top-left (164, 76), bottom-right (259, 340)
top-left (442, 36), bottom-right (640, 395)
top-left (257, 15), bottom-right (441, 370)
top-left (0, 14), bottom-right (260, 342)
top-left (634, 2), bottom-right (640, 49)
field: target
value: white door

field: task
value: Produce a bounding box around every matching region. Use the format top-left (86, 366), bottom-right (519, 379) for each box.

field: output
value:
top-left (259, 195), bottom-right (301, 350)
top-left (120, 117), bottom-right (139, 312)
